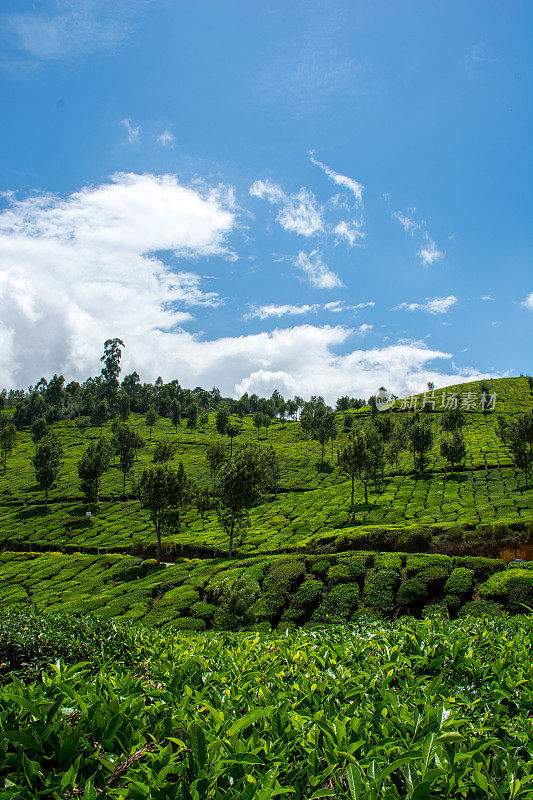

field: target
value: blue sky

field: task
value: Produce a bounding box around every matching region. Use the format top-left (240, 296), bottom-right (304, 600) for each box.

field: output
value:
top-left (0, 0), bottom-right (531, 402)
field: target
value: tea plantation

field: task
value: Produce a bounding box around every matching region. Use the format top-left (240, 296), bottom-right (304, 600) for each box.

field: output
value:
top-left (1, 375), bottom-right (533, 798)
top-left (0, 376), bottom-right (532, 624)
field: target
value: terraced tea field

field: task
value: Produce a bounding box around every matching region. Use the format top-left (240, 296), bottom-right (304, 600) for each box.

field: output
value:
top-left (1, 376), bottom-right (532, 559)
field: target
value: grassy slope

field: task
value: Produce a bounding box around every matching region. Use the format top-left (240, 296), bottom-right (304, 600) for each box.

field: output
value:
top-left (0, 376), bottom-right (532, 557)
top-left (0, 376), bottom-right (532, 627)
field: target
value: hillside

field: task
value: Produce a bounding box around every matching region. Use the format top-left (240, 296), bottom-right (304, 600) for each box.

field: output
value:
top-left (0, 375), bottom-right (532, 626)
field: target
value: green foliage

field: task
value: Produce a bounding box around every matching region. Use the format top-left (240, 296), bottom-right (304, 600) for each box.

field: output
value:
top-left (479, 568), bottom-right (533, 612)
top-left (152, 438), bottom-right (175, 463)
top-left (363, 568), bottom-right (399, 615)
top-left (2, 610), bottom-right (533, 798)
top-left (444, 567), bottom-right (474, 596)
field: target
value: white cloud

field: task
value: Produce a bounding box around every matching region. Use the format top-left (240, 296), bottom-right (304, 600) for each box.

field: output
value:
top-left (0, 173), bottom-right (496, 405)
top-left (2, 1), bottom-right (140, 64)
top-left (246, 300), bottom-right (374, 319)
top-left (389, 202), bottom-right (443, 267)
top-left (233, 333), bottom-right (495, 404)
top-left (293, 250), bottom-right (343, 289)
top-left (334, 220), bottom-right (364, 246)
top-left (521, 291), bottom-right (533, 310)
top-left (309, 151), bottom-right (364, 205)
top-left (394, 296), bottom-right (458, 315)
top-left (324, 300), bottom-right (375, 313)
top-left (249, 179), bottom-right (323, 237)
top-left (481, 295), bottom-right (494, 301)
top-left (157, 129), bottom-right (175, 147)
top-left (392, 210), bottom-right (422, 235)
top-left (0, 172), bottom-right (236, 388)
top-left (356, 323), bottom-right (373, 335)
top-left (245, 304), bottom-right (319, 320)
top-left (121, 117), bottom-right (140, 143)
top-left (418, 235), bottom-right (444, 267)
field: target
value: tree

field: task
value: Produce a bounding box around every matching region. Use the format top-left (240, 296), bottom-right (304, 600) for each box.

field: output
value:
top-left (497, 411), bottom-right (533, 486)
top-left (77, 437), bottom-right (112, 511)
top-left (33, 434), bottom-right (63, 509)
top-left (206, 441), bottom-right (226, 492)
top-left (112, 424), bottom-right (142, 496)
top-left (300, 396), bottom-right (327, 442)
top-left (366, 427), bottom-right (386, 489)
top-left (153, 439), bottom-right (175, 463)
top-left (100, 338), bottom-right (125, 401)
top-left (285, 399), bottom-right (297, 421)
top-left (408, 420), bottom-right (434, 472)
top-left (316, 412), bottom-right (336, 463)
top-left (193, 483), bottom-right (211, 530)
top-left (31, 418), bottom-right (49, 451)
top-left (145, 407), bottom-right (157, 440)
top-left (226, 423), bottom-right (241, 457)
top-left (137, 464), bottom-right (176, 562)
top-left (442, 407), bottom-right (464, 433)
top-left (374, 414), bottom-right (394, 443)
top-left (387, 425), bottom-right (408, 473)
top-left (186, 403), bottom-right (198, 430)
top-left (441, 431), bottom-right (466, 474)
top-left (216, 407), bottom-right (230, 436)
top-left (337, 431), bottom-right (372, 515)
top-left (45, 374), bottom-right (65, 411)
top-left (170, 398), bottom-right (181, 432)
top-left (118, 391), bottom-right (130, 423)
top-left (259, 446), bottom-right (280, 495)
top-left (217, 446), bottom-right (264, 557)
top-left (0, 423), bottom-right (16, 473)
top-left (91, 400), bottom-right (108, 435)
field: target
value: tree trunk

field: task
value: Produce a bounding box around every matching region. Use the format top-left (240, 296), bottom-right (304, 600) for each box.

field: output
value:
top-left (363, 481), bottom-right (368, 504)
top-left (156, 525), bottom-right (161, 563)
top-left (228, 510), bottom-right (235, 558)
top-left (149, 427), bottom-right (152, 440)
top-left (123, 471), bottom-right (126, 497)
top-left (230, 438), bottom-right (233, 457)
top-left (350, 473), bottom-right (355, 521)
top-left (45, 485), bottom-right (48, 510)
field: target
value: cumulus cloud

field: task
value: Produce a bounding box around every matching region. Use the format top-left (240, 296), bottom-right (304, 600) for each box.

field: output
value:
top-left (233, 332), bottom-right (495, 404)
top-left (481, 295), bottom-right (494, 301)
top-left (293, 250), bottom-right (343, 289)
top-left (394, 296), bottom-right (458, 314)
top-left (0, 172), bottom-right (236, 388)
top-left (121, 117), bottom-right (140, 143)
top-left (521, 291), bottom-right (533, 310)
top-left (356, 323), bottom-right (373, 335)
top-left (249, 179), bottom-right (323, 237)
top-left (0, 172), bottom-right (494, 405)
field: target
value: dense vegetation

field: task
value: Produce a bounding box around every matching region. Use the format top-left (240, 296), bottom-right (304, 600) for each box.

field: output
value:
top-left (1, 347), bottom-right (532, 797)
top-left (1, 608), bottom-right (533, 799)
